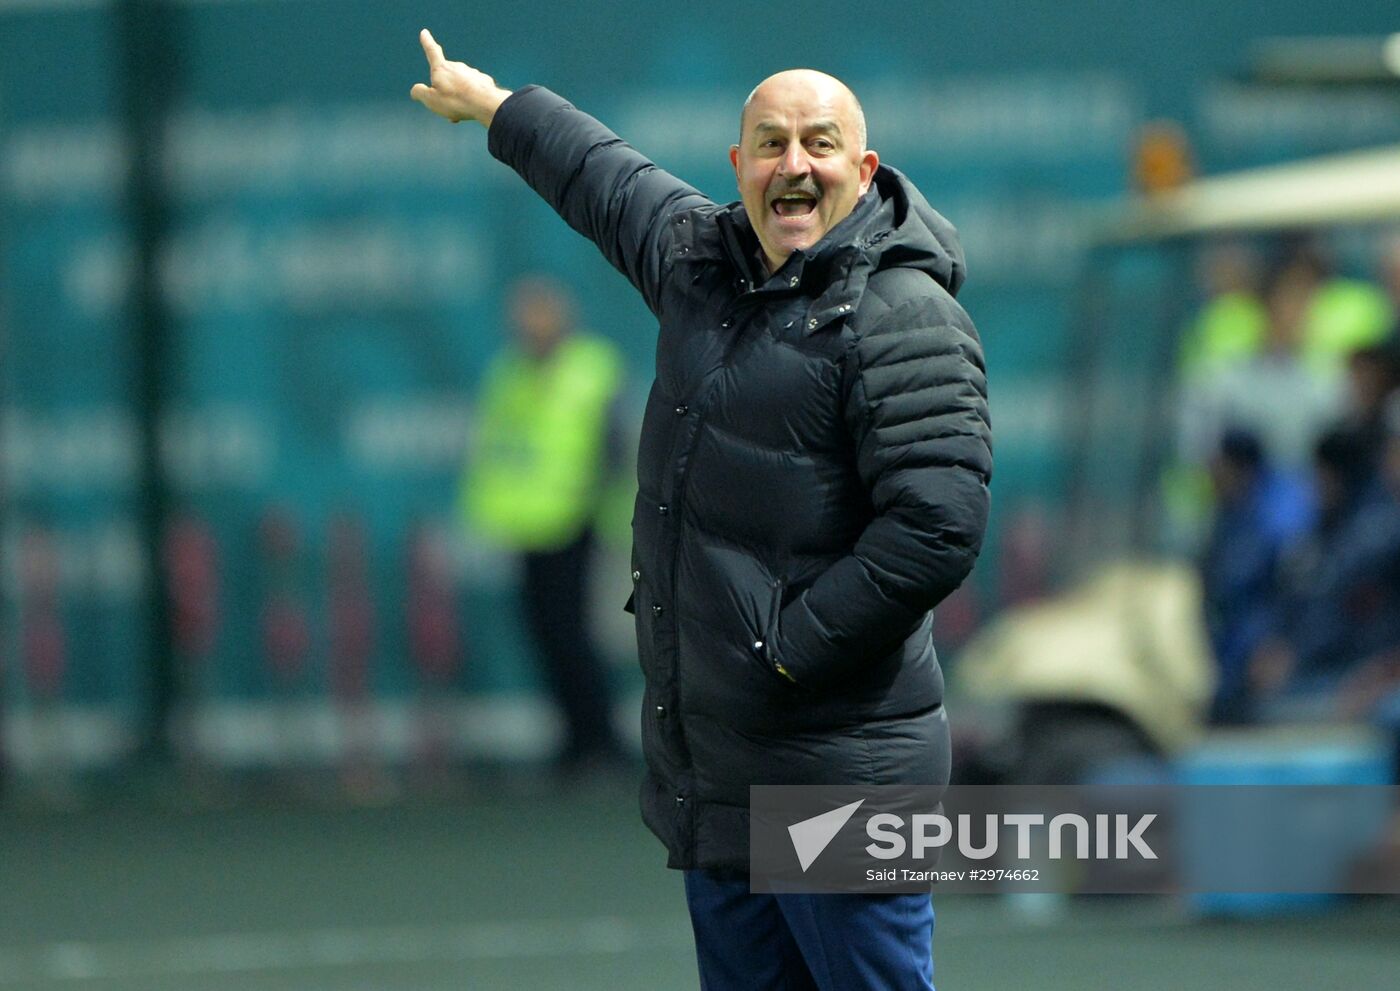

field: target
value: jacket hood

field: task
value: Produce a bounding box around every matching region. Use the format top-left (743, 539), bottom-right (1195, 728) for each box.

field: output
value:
top-left (790, 164), bottom-right (966, 333)
top-left (853, 164), bottom-right (966, 298)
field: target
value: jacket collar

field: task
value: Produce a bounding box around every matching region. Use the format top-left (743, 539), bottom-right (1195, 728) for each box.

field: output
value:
top-left (709, 193), bottom-right (888, 335)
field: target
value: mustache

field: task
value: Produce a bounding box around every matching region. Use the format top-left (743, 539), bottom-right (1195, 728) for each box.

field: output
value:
top-left (768, 179), bottom-right (822, 202)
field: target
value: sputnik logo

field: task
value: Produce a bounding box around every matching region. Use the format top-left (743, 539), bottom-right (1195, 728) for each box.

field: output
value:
top-left (788, 800), bottom-right (865, 872)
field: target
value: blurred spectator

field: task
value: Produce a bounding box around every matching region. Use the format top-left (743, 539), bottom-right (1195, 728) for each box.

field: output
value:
top-left (1163, 242), bottom-right (1269, 549)
top-left (1180, 259), bottom-right (1344, 475)
top-left (1200, 430), bottom-right (1310, 724)
top-left (1250, 426), bottom-right (1400, 717)
top-left (1177, 242), bottom-right (1267, 377)
top-left (1338, 333), bottom-right (1400, 478)
top-left (1282, 241), bottom-right (1394, 377)
top-left (1335, 396), bottom-right (1400, 720)
top-left (462, 276), bottom-right (627, 773)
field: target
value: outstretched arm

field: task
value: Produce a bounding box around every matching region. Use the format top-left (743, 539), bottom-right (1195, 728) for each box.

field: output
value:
top-left (409, 29), bottom-right (512, 126)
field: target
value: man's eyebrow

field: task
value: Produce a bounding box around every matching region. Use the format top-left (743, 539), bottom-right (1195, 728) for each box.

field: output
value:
top-left (751, 119), bottom-right (845, 137)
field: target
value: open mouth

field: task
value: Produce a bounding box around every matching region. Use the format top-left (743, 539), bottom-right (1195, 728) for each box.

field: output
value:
top-left (772, 193), bottom-right (818, 219)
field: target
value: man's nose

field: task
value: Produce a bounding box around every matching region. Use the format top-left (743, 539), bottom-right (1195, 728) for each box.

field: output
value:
top-left (778, 142), bottom-right (810, 178)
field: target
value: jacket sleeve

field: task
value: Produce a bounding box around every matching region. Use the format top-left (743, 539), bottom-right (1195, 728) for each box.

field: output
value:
top-left (773, 290), bottom-right (992, 688)
top-left (487, 85), bottom-right (713, 316)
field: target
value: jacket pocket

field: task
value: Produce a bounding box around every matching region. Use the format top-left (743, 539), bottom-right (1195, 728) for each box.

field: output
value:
top-left (749, 579), bottom-right (796, 687)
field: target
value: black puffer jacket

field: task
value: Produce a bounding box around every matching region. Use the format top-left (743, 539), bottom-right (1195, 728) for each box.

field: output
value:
top-left (490, 86), bottom-right (992, 871)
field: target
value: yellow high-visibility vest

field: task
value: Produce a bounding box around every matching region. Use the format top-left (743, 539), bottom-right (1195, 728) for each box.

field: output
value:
top-left (1301, 278), bottom-right (1395, 374)
top-left (1178, 292), bottom-right (1267, 377)
top-left (462, 334), bottom-right (623, 551)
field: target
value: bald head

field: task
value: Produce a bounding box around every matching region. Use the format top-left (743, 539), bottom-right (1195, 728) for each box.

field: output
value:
top-left (740, 69), bottom-right (867, 151)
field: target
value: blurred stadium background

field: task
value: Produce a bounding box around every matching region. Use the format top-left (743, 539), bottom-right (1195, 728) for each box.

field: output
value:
top-left (3, 0), bottom-right (1400, 987)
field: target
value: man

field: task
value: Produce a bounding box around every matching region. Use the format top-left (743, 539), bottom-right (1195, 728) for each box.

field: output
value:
top-left (463, 276), bottom-right (627, 773)
top-left (1198, 429), bottom-right (1308, 724)
top-left (413, 31), bottom-right (991, 989)
top-left (1249, 426), bottom-right (1400, 716)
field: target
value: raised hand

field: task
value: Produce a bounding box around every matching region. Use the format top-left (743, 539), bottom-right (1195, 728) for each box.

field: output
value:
top-left (409, 29), bottom-right (512, 126)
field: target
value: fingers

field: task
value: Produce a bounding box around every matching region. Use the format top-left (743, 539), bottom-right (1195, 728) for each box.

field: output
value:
top-left (413, 30), bottom-right (445, 116)
top-left (410, 82), bottom-right (460, 122)
top-left (410, 82), bottom-right (443, 115)
top-left (419, 28), bottom-right (445, 69)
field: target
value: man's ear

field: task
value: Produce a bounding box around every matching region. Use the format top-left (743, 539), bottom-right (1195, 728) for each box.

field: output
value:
top-left (729, 144), bottom-right (741, 182)
top-left (858, 149), bottom-right (879, 194)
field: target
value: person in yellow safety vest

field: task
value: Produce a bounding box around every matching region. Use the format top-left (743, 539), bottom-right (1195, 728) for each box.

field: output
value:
top-left (1273, 244), bottom-right (1394, 377)
top-left (462, 275), bottom-right (628, 773)
top-left (1178, 243), bottom-right (1269, 377)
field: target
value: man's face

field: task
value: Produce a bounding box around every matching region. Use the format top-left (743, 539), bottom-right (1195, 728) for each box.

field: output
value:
top-left (510, 283), bottom-right (570, 360)
top-left (730, 71), bottom-right (878, 275)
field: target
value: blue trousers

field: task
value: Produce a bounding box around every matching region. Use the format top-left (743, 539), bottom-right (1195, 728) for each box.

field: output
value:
top-left (684, 870), bottom-right (935, 991)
